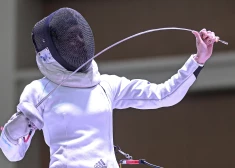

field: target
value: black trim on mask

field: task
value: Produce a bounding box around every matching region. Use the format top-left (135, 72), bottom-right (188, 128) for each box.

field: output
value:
top-left (31, 33), bottom-right (38, 52)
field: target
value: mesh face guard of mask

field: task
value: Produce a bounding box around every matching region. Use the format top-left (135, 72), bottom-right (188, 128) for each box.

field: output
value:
top-left (31, 7), bottom-right (95, 72)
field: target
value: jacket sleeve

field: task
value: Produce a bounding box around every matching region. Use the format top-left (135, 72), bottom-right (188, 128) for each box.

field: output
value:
top-left (0, 80), bottom-right (44, 162)
top-left (109, 55), bottom-right (203, 109)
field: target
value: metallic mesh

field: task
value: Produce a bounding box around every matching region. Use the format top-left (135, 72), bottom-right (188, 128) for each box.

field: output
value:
top-left (32, 8), bottom-right (95, 72)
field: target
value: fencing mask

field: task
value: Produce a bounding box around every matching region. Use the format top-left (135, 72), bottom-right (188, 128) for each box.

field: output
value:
top-left (32, 7), bottom-right (95, 72)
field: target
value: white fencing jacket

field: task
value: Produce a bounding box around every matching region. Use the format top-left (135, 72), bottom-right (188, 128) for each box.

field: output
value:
top-left (0, 53), bottom-right (203, 168)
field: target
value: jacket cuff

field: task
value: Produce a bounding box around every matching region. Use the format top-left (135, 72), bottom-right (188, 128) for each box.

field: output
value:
top-left (186, 55), bottom-right (204, 78)
top-left (190, 54), bottom-right (204, 78)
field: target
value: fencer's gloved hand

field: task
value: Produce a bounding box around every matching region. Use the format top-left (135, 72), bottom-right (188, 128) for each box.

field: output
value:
top-left (3, 112), bottom-right (37, 145)
top-left (192, 28), bottom-right (217, 64)
top-left (2, 102), bottom-right (44, 145)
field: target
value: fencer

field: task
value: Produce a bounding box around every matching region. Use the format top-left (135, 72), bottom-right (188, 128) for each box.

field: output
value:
top-left (0, 7), bottom-right (217, 168)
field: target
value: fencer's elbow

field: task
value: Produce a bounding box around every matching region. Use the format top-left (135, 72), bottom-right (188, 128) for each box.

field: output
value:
top-left (5, 153), bottom-right (24, 162)
top-left (1, 147), bottom-right (25, 162)
top-left (6, 157), bottom-right (20, 162)
top-left (171, 98), bottom-right (184, 106)
top-left (164, 100), bottom-right (181, 107)
top-left (160, 95), bottom-right (185, 107)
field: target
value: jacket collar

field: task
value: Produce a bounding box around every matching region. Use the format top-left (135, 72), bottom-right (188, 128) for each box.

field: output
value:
top-left (36, 48), bottom-right (100, 88)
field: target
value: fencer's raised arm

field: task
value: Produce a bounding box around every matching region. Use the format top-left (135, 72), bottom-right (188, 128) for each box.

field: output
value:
top-left (101, 55), bottom-right (203, 110)
top-left (102, 29), bottom-right (217, 110)
top-left (0, 80), bottom-right (44, 162)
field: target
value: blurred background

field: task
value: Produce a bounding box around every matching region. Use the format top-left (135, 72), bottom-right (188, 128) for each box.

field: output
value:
top-left (0, 0), bottom-right (235, 168)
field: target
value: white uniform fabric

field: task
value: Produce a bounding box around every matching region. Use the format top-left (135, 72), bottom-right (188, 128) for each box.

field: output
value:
top-left (0, 53), bottom-right (202, 168)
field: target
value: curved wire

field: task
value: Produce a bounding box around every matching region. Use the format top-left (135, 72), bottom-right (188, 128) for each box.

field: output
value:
top-left (36, 27), bottom-right (227, 107)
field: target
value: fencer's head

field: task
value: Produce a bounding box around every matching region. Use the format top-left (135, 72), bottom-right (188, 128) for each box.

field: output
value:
top-left (31, 7), bottom-right (95, 72)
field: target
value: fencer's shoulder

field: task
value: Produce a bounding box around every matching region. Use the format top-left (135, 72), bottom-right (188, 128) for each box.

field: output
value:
top-left (100, 74), bottom-right (122, 90)
top-left (100, 74), bottom-right (131, 96)
top-left (23, 77), bottom-right (50, 94)
top-left (100, 74), bottom-right (128, 84)
top-left (101, 74), bottom-right (121, 81)
top-left (100, 74), bottom-right (129, 101)
top-left (19, 78), bottom-right (50, 109)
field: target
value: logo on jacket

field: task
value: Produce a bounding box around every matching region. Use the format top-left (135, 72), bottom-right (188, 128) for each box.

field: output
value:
top-left (94, 159), bottom-right (107, 168)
